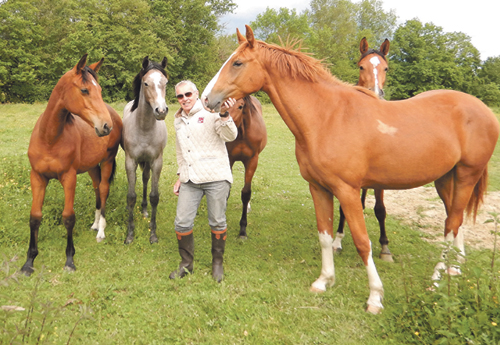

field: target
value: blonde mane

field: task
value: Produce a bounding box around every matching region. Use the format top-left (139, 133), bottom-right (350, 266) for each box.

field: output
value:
top-left (241, 39), bottom-right (378, 99)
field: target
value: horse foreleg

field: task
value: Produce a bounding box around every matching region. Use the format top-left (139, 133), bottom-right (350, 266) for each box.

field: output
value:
top-left (88, 167), bottom-right (104, 240)
top-left (338, 187), bottom-right (383, 314)
top-left (308, 183), bottom-right (335, 292)
top-left (61, 171), bottom-right (77, 272)
top-left (239, 156), bottom-right (259, 239)
top-left (373, 189), bottom-right (392, 262)
top-left (148, 156), bottom-right (163, 244)
top-left (125, 156), bottom-right (138, 244)
top-left (141, 163), bottom-right (151, 218)
top-left (94, 160), bottom-right (114, 243)
top-left (21, 171), bottom-right (47, 276)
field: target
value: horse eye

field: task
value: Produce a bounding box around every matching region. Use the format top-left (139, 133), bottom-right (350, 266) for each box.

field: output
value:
top-left (385, 67), bottom-right (388, 71)
top-left (238, 105), bottom-right (243, 110)
top-left (359, 66), bottom-right (364, 71)
top-left (144, 82), bottom-right (149, 87)
top-left (233, 60), bottom-right (243, 67)
top-left (81, 89), bottom-right (89, 94)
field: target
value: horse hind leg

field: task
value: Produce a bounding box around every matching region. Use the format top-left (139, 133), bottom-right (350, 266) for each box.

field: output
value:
top-left (61, 172), bottom-right (78, 272)
top-left (239, 156), bottom-right (259, 239)
top-left (432, 168), bottom-right (484, 282)
top-left (94, 160), bottom-right (115, 243)
top-left (373, 189), bottom-right (392, 262)
top-left (141, 163), bottom-right (151, 218)
top-left (333, 205), bottom-right (346, 253)
top-left (125, 158), bottom-right (138, 244)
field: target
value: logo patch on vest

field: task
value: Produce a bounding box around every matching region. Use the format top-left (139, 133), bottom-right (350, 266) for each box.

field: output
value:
top-left (198, 117), bottom-right (204, 123)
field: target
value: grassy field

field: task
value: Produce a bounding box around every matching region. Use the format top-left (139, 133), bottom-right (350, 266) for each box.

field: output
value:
top-left (1, 102), bottom-right (500, 344)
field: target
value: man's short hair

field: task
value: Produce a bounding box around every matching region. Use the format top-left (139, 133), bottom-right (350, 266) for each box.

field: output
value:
top-left (175, 80), bottom-right (198, 93)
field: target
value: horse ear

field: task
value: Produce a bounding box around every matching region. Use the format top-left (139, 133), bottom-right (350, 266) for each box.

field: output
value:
top-left (142, 56), bottom-right (150, 70)
top-left (359, 37), bottom-right (369, 55)
top-left (161, 57), bottom-right (168, 69)
top-left (236, 28), bottom-right (246, 45)
top-left (245, 24), bottom-right (255, 48)
top-left (380, 39), bottom-right (390, 56)
top-left (89, 58), bottom-right (104, 73)
top-left (75, 54), bottom-right (88, 74)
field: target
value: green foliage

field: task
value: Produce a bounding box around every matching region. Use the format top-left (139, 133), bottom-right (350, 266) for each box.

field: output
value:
top-left (250, 7), bottom-right (311, 44)
top-left (0, 0), bottom-right (235, 103)
top-left (388, 19), bottom-right (482, 100)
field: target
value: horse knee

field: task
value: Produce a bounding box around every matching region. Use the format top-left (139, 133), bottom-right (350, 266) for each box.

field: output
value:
top-left (127, 193), bottom-right (137, 208)
top-left (150, 193), bottom-right (159, 207)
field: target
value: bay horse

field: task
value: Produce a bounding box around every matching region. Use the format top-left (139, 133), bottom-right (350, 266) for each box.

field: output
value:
top-left (225, 95), bottom-right (267, 239)
top-left (122, 56), bottom-right (168, 244)
top-left (334, 37), bottom-right (393, 262)
top-left (202, 25), bottom-right (499, 314)
top-left (21, 54), bottom-right (123, 276)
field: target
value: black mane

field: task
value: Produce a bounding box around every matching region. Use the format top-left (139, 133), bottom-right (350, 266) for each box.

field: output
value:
top-left (131, 60), bottom-right (168, 112)
top-left (81, 66), bottom-right (98, 84)
top-left (358, 48), bottom-right (387, 63)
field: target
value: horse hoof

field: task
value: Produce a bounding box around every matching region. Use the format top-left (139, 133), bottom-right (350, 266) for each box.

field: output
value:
top-left (124, 237), bottom-right (134, 244)
top-left (150, 235), bottom-right (158, 244)
top-left (379, 253), bottom-right (394, 262)
top-left (96, 237), bottom-right (104, 243)
top-left (63, 265), bottom-right (76, 273)
top-left (20, 267), bottom-right (34, 277)
top-left (365, 305), bottom-right (382, 315)
top-left (309, 286), bottom-right (326, 293)
top-left (238, 235), bottom-right (248, 240)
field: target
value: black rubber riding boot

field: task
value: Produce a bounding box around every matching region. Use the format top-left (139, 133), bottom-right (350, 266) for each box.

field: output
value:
top-left (211, 229), bottom-right (227, 283)
top-left (169, 230), bottom-right (194, 279)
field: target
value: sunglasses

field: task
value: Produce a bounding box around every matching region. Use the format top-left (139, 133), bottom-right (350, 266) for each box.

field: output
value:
top-left (176, 91), bottom-right (194, 100)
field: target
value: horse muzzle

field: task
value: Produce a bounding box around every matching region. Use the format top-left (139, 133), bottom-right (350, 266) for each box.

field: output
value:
top-left (95, 123), bottom-right (112, 137)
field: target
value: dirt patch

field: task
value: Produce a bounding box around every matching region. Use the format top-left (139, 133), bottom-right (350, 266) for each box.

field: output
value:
top-left (363, 186), bottom-right (500, 250)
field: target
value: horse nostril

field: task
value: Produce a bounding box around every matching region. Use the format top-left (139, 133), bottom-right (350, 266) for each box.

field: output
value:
top-left (104, 123), bottom-right (110, 132)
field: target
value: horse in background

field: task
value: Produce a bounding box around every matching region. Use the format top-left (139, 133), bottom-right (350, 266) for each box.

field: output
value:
top-left (202, 25), bottom-right (499, 313)
top-left (334, 37), bottom-right (394, 262)
top-left (122, 56), bottom-right (168, 244)
top-left (21, 54), bottom-right (123, 275)
top-left (226, 95), bottom-right (267, 239)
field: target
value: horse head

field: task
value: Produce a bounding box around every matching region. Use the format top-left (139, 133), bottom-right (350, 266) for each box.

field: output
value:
top-left (203, 25), bottom-right (264, 113)
top-left (62, 54), bottom-right (112, 137)
top-left (132, 56), bottom-right (169, 120)
top-left (357, 37), bottom-right (390, 99)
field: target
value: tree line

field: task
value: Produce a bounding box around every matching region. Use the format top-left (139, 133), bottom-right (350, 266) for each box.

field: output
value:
top-left (1, 0), bottom-right (500, 106)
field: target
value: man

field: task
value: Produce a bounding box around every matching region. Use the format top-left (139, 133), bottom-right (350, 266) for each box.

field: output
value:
top-left (170, 80), bottom-right (238, 282)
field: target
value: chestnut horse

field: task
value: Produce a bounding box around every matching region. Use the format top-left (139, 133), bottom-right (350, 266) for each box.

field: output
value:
top-left (202, 25), bottom-right (499, 313)
top-left (226, 95), bottom-right (267, 239)
top-left (123, 56), bottom-right (168, 244)
top-left (21, 55), bottom-right (122, 276)
top-left (334, 37), bottom-right (393, 261)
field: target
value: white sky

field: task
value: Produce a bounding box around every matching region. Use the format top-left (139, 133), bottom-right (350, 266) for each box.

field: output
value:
top-left (220, 0), bottom-right (498, 60)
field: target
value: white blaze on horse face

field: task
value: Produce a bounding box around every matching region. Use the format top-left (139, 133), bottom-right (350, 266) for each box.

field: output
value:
top-left (201, 53), bottom-right (235, 109)
top-left (377, 119), bottom-right (398, 135)
top-left (369, 56), bottom-right (381, 95)
top-left (151, 71), bottom-right (166, 109)
top-left (92, 79), bottom-right (97, 87)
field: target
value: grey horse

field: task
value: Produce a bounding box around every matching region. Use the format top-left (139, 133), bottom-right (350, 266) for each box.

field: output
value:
top-left (122, 56), bottom-right (168, 244)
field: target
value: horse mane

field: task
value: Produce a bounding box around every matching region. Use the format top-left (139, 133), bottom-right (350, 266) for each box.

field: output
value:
top-left (358, 48), bottom-right (387, 63)
top-left (131, 61), bottom-right (168, 112)
top-left (81, 66), bottom-right (98, 84)
top-left (248, 40), bottom-right (378, 99)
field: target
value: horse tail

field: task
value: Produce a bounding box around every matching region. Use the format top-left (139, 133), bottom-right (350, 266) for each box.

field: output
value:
top-left (139, 162), bottom-right (146, 171)
top-left (108, 159), bottom-right (117, 184)
top-left (465, 166), bottom-right (488, 223)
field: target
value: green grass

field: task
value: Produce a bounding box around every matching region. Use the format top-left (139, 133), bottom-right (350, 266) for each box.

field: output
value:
top-left (0, 102), bottom-right (499, 344)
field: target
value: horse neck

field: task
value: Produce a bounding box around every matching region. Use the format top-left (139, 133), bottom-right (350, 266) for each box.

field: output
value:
top-left (263, 74), bottom-right (337, 143)
top-left (38, 84), bottom-right (71, 144)
top-left (134, 92), bottom-right (158, 130)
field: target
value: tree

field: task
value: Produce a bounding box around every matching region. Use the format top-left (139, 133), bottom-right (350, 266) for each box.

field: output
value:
top-left (249, 7), bottom-right (311, 44)
top-left (388, 19), bottom-right (481, 100)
